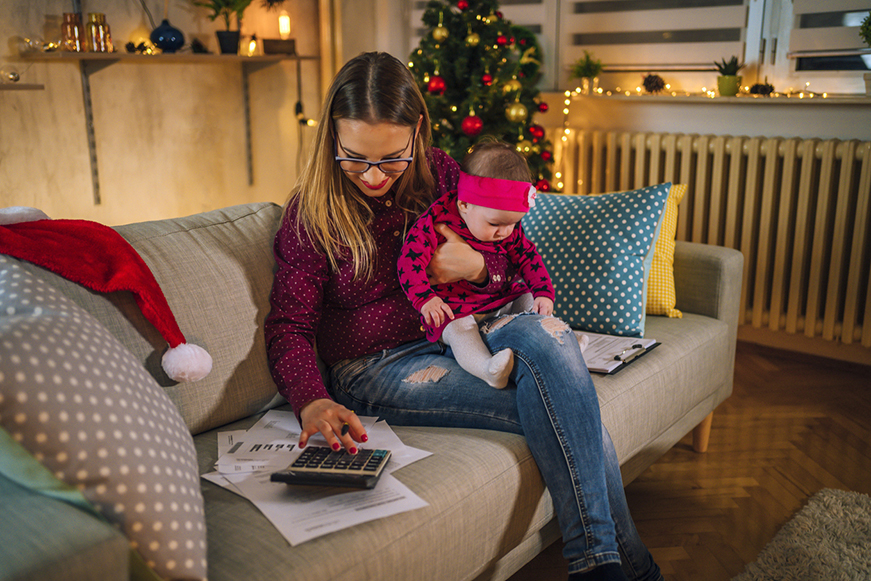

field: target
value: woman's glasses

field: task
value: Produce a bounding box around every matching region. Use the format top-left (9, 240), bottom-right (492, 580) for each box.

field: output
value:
top-left (334, 129), bottom-right (416, 174)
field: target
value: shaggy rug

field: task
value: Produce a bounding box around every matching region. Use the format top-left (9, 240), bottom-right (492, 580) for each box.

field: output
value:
top-left (732, 488), bottom-right (871, 581)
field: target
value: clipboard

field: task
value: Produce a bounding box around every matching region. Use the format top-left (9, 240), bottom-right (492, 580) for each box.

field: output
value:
top-left (575, 331), bottom-right (661, 375)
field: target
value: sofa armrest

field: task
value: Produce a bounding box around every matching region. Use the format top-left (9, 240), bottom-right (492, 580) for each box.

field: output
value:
top-left (673, 240), bottom-right (743, 328)
top-left (0, 474), bottom-right (129, 581)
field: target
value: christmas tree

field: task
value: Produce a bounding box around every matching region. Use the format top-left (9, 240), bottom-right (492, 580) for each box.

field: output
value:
top-left (409, 0), bottom-right (555, 191)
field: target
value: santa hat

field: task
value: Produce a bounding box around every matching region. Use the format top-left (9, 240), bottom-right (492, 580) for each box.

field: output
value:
top-left (0, 211), bottom-right (212, 382)
top-left (457, 171), bottom-right (538, 213)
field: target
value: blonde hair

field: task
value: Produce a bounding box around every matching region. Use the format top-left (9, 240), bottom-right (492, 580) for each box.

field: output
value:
top-left (286, 52), bottom-right (434, 279)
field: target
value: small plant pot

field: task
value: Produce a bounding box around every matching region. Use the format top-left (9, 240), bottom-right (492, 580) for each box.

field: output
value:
top-left (865, 73), bottom-right (871, 97)
top-left (216, 30), bottom-right (240, 55)
top-left (717, 75), bottom-right (742, 97)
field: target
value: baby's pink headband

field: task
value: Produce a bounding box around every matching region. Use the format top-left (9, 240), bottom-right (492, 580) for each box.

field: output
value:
top-left (457, 171), bottom-right (537, 213)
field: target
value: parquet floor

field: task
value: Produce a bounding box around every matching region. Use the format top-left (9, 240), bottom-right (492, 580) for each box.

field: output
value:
top-left (508, 341), bottom-right (871, 581)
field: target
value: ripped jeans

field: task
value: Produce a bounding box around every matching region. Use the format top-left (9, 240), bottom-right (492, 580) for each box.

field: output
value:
top-left (329, 313), bottom-right (662, 579)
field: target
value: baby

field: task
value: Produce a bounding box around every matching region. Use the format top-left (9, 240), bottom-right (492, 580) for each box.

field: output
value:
top-left (398, 141), bottom-right (555, 388)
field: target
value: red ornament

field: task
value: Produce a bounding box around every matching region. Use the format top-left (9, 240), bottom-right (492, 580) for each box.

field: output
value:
top-left (495, 11), bottom-right (503, 19)
top-left (457, 0), bottom-right (468, 9)
top-left (537, 101), bottom-right (549, 113)
top-left (510, 36), bottom-right (516, 45)
top-left (541, 150), bottom-right (553, 162)
top-left (461, 115), bottom-right (484, 137)
top-left (519, 38), bottom-right (527, 46)
top-left (496, 35), bottom-right (508, 46)
top-left (528, 124), bottom-right (545, 142)
top-left (535, 179), bottom-right (551, 192)
top-left (427, 75), bottom-right (446, 95)
top-left (482, 73), bottom-right (493, 86)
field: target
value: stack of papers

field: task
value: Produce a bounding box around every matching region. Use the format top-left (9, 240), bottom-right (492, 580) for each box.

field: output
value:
top-left (201, 410), bottom-right (431, 546)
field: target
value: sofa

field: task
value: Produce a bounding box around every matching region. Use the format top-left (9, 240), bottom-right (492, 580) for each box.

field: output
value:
top-left (0, 201), bottom-right (743, 581)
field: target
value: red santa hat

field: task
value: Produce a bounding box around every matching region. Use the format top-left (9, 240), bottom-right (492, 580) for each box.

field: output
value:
top-left (457, 171), bottom-right (538, 213)
top-left (0, 211), bottom-right (212, 382)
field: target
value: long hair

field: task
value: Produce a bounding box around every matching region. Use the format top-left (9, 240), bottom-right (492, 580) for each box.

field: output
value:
top-left (286, 52), bottom-right (434, 279)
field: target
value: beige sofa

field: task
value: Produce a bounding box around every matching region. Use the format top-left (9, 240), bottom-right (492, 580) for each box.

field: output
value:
top-left (1, 202), bottom-right (743, 581)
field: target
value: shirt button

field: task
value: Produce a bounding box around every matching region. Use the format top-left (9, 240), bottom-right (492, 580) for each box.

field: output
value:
top-left (394, 230), bottom-right (401, 237)
top-left (385, 200), bottom-right (393, 207)
top-left (420, 326), bottom-right (425, 331)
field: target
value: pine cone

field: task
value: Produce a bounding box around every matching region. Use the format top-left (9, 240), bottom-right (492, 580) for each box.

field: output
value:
top-left (643, 74), bottom-right (665, 94)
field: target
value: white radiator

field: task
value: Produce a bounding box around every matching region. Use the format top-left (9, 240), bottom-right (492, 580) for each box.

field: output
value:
top-left (554, 130), bottom-right (871, 347)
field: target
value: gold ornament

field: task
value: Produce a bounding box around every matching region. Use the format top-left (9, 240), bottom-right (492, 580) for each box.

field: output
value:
top-left (433, 26), bottom-right (449, 42)
top-left (516, 139), bottom-right (533, 155)
top-left (502, 78), bottom-right (522, 94)
top-left (519, 47), bottom-right (540, 66)
top-left (465, 32), bottom-right (480, 46)
top-left (505, 101), bottom-right (528, 123)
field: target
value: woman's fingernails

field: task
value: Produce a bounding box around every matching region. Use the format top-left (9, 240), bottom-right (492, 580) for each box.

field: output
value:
top-left (361, 434), bottom-right (369, 443)
top-left (332, 442), bottom-right (341, 451)
top-left (349, 447), bottom-right (358, 455)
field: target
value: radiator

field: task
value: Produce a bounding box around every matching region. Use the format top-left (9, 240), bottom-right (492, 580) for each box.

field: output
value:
top-left (554, 130), bottom-right (871, 348)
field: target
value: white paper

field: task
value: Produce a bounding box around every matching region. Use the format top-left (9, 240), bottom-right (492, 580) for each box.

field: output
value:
top-left (223, 470), bottom-right (428, 546)
top-left (577, 331), bottom-right (657, 374)
top-left (202, 410), bottom-right (431, 546)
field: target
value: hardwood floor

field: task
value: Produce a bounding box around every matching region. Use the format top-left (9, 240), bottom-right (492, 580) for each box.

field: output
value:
top-left (508, 341), bottom-right (871, 581)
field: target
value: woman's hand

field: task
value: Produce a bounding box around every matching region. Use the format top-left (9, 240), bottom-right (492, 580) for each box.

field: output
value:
top-left (428, 224), bottom-right (487, 285)
top-left (298, 398), bottom-right (368, 454)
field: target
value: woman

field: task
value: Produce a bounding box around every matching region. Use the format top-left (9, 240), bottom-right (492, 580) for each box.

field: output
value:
top-left (264, 52), bottom-right (663, 581)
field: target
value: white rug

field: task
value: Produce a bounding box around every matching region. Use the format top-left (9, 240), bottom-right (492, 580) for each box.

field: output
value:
top-left (732, 488), bottom-right (871, 581)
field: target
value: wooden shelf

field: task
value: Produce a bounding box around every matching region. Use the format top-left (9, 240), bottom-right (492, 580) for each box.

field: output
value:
top-left (24, 52), bottom-right (317, 64)
top-left (0, 84), bottom-right (44, 91)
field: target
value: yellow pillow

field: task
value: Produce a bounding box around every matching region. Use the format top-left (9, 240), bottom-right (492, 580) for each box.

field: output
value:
top-left (646, 183), bottom-right (686, 318)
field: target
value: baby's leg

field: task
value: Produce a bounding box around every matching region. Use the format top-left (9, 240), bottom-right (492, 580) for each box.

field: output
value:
top-left (507, 292), bottom-right (535, 314)
top-left (442, 316), bottom-right (513, 389)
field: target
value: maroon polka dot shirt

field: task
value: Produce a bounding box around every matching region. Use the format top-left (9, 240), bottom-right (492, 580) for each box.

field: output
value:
top-left (264, 149), bottom-right (512, 417)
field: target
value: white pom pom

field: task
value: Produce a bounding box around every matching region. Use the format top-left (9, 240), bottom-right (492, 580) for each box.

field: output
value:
top-left (161, 343), bottom-right (213, 382)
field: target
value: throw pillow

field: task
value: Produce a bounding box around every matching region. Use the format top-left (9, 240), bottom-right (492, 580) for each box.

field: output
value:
top-left (646, 183), bottom-right (687, 318)
top-left (0, 255), bottom-right (207, 580)
top-left (522, 183), bottom-right (671, 337)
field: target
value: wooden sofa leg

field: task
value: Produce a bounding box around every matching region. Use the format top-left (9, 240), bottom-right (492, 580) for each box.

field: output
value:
top-left (693, 412), bottom-right (714, 453)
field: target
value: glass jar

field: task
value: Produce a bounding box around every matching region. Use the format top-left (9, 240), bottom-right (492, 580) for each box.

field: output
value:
top-left (61, 13), bottom-right (84, 52)
top-left (86, 13), bottom-right (107, 52)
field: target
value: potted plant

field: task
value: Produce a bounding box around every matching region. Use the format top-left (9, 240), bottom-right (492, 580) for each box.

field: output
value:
top-left (570, 50), bottom-right (603, 94)
top-left (714, 56), bottom-right (744, 97)
top-left (861, 10), bottom-right (871, 96)
top-left (193, 0), bottom-right (253, 54)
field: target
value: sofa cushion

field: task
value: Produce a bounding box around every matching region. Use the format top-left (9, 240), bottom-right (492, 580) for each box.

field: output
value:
top-left (0, 255), bottom-right (207, 580)
top-left (523, 184), bottom-right (670, 337)
top-left (9, 203), bottom-right (285, 435)
top-left (646, 184), bottom-right (686, 318)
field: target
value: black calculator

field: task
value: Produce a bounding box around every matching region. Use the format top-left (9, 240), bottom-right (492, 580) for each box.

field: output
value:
top-left (270, 446), bottom-right (392, 489)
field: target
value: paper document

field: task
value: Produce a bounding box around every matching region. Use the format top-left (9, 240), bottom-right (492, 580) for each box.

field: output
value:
top-left (576, 331), bottom-right (659, 374)
top-left (202, 409), bottom-right (431, 545)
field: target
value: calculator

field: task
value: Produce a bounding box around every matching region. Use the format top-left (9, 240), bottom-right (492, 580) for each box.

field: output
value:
top-left (270, 446), bottom-right (392, 489)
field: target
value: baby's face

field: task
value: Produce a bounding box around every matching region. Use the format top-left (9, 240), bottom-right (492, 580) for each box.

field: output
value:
top-left (457, 202), bottom-right (526, 242)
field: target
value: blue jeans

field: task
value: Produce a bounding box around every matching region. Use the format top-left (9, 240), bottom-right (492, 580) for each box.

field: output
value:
top-left (329, 313), bottom-right (662, 579)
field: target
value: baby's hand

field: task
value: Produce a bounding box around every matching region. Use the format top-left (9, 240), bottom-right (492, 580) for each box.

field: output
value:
top-left (533, 296), bottom-right (554, 316)
top-left (421, 297), bottom-right (454, 327)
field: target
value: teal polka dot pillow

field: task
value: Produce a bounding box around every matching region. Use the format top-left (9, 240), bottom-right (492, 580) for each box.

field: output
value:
top-left (523, 183), bottom-right (670, 337)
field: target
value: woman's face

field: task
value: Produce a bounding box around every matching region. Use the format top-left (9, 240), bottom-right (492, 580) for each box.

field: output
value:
top-left (334, 119), bottom-right (417, 199)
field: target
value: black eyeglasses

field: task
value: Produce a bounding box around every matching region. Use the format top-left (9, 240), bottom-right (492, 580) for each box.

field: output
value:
top-left (334, 128), bottom-right (416, 175)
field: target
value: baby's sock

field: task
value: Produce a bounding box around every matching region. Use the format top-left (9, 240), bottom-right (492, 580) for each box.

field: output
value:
top-left (485, 348), bottom-right (514, 389)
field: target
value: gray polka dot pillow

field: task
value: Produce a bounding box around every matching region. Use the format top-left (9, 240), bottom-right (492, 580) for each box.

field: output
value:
top-left (0, 255), bottom-right (207, 580)
top-left (522, 183), bottom-right (670, 337)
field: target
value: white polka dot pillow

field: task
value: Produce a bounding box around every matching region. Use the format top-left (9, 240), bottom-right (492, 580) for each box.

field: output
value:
top-left (522, 183), bottom-right (671, 337)
top-left (0, 255), bottom-right (207, 580)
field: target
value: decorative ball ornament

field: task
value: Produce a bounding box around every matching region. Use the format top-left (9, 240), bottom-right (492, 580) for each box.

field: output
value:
top-left (516, 140), bottom-right (533, 156)
top-left (505, 101), bottom-right (528, 123)
top-left (482, 73), bottom-right (493, 86)
top-left (502, 78), bottom-right (522, 94)
top-left (536, 179), bottom-right (551, 192)
top-left (541, 150), bottom-right (553, 162)
top-left (457, 0), bottom-right (468, 9)
top-left (432, 26), bottom-right (449, 42)
top-left (537, 101), bottom-right (549, 113)
top-left (428, 75), bottom-right (446, 95)
top-left (528, 124), bottom-right (545, 142)
top-left (465, 32), bottom-right (480, 47)
top-left (496, 35), bottom-right (508, 46)
top-left (461, 115), bottom-right (484, 137)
